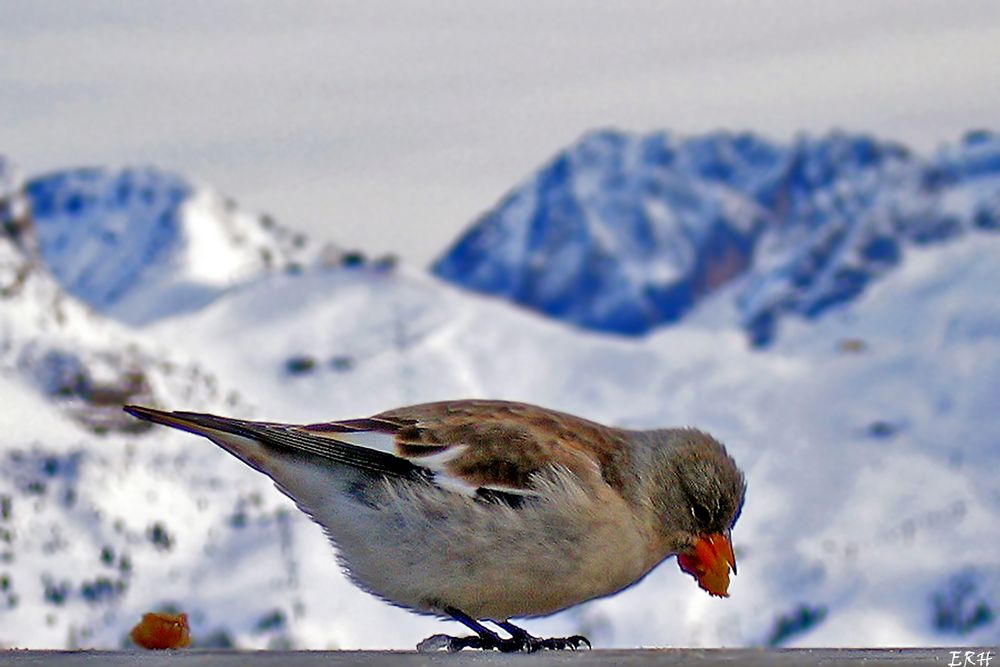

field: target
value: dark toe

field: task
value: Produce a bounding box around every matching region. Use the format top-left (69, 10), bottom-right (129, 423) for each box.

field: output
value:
top-left (536, 635), bottom-right (592, 651)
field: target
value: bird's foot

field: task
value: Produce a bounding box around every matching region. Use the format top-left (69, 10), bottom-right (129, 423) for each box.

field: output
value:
top-left (497, 620), bottom-right (591, 652)
top-left (417, 628), bottom-right (591, 653)
top-left (418, 606), bottom-right (591, 653)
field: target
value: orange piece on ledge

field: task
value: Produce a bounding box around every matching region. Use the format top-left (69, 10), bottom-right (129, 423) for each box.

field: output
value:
top-left (129, 612), bottom-right (191, 650)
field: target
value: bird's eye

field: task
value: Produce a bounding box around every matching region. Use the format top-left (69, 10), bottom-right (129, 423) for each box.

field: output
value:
top-left (690, 504), bottom-right (712, 525)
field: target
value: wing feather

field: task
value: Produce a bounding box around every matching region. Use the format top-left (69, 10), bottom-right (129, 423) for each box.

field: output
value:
top-left (125, 407), bottom-right (426, 480)
top-left (126, 400), bottom-right (627, 501)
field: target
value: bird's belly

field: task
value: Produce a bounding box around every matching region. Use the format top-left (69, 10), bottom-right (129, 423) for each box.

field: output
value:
top-left (321, 479), bottom-right (653, 620)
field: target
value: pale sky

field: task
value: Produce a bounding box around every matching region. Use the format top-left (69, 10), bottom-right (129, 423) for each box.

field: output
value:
top-left (2, 1), bottom-right (999, 266)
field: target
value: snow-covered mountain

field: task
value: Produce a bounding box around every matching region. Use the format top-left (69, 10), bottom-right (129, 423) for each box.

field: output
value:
top-left (434, 130), bottom-right (1000, 344)
top-left (0, 143), bottom-right (998, 650)
top-left (0, 157), bottom-right (296, 649)
top-left (1, 161), bottom-right (248, 434)
top-left (24, 167), bottom-right (331, 325)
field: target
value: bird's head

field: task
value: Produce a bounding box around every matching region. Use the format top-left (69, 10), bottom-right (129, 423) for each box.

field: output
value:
top-left (643, 428), bottom-right (746, 597)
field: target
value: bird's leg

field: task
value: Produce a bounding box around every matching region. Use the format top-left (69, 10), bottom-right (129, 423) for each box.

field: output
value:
top-left (416, 607), bottom-right (529, 653)
top-left (417, 607), bottom-right (505, 652)
top-left (496, 619), bottom-right (592, 651)
top-left (416, 607), bottom-right (592, 653)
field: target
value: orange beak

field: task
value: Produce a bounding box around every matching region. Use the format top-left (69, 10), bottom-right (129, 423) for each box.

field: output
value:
top-left (677, 531), bottom-right (737, 597)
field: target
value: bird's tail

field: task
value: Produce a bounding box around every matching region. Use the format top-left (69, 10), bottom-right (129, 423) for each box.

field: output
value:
top-left (123, 405), bottom-right (422, 480)
top-left (123, 404), bottom-right (397, 513)
top-left (123, 405), bottom-right (255, 440)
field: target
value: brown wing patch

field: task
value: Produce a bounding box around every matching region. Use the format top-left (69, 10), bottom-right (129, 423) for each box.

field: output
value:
top-left (393, 422), bottom-right (451, 458)
top-left (375, 400), bottom-right (632, 492)
top-left (396, 442), bottom-right (450, 458)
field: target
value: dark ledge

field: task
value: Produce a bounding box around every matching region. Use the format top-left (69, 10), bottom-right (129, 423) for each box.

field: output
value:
top-left (1, 648), bottom-right (997, 667)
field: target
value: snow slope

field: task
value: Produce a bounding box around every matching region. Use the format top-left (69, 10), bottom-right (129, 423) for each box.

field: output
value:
top-left (24, 167), bottom-right (324, 325)
top-left (435, 130), bottom-right (1000, 344)
top-left (1, 162), bottom-right (251, 435)
top-left (0, 159), bottom-right (295, 649)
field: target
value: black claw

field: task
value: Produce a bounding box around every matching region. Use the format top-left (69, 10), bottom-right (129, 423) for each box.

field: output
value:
top-left (448, 635), bottom-right (487, 652)
top-left (536, 634), bottom-right (592, 651)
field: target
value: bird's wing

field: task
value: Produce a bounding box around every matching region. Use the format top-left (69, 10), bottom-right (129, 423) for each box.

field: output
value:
top-left (354, 399), bottom-right (630, 495)
top-left (125, 400), bottom-right (629, 499)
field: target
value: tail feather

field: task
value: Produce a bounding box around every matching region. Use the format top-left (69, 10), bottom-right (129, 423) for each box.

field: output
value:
top-left (123, 405), bottom-right (425, 479)
top-left (122, 405), bottom-right (251, 439)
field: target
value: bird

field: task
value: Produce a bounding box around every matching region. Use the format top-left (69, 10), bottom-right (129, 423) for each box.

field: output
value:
top-left (124, 399), bottom-right (746, 652)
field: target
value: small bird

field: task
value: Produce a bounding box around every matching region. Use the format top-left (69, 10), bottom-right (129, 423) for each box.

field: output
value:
top-left (124, 400), bottom-right (745, 652)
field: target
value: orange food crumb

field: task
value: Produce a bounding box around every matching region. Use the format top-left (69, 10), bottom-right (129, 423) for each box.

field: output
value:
top-left (130, 612), bottom-right (191, 650)
top-left (677, 533), bottom-right (734, 598)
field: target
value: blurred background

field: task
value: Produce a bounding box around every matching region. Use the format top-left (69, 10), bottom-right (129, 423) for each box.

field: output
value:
top-left (1, 0), bottom-right (998, 651)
